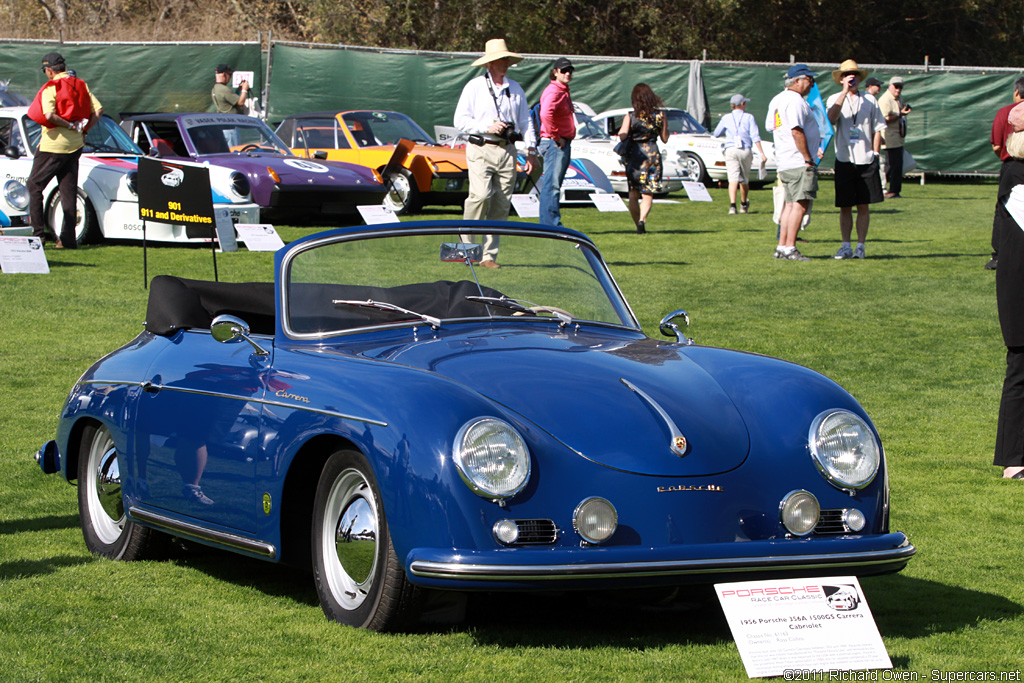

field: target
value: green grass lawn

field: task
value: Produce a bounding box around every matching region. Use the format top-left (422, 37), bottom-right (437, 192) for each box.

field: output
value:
top-left (2, 178), bottom-right (1022, 681)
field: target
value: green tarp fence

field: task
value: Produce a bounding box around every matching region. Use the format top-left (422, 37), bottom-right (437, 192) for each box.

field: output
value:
top-left (1, 38), bottom-right (1018, 176)
top-left (0, 39), bottom-right (262, 120)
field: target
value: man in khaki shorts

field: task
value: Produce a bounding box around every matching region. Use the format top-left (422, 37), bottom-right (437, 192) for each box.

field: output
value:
top-left (765, 64), bottom-right (821, 261)
top-left (713, 93), bottom-right (766, 214)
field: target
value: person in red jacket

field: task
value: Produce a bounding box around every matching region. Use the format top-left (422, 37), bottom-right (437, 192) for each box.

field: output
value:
top-left (27, 52), bottom-right (102, 249)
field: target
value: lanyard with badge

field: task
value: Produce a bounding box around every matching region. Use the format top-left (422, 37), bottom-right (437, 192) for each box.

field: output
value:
top-left (845, 94), bottom-right (863, 144)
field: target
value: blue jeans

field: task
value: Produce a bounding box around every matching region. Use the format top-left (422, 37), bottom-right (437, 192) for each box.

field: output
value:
top-left (539, 138), bottom-right (572, 227)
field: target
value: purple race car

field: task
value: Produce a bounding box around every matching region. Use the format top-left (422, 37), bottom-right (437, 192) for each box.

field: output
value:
top-left (120, 113), bottom-right (386, 223)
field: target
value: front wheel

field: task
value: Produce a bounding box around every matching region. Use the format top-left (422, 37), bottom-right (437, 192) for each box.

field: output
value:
top-left (382, 169), bottom-right (422, 215)
top-left (47, 188), bottom-right (101, 244)
top-left (312, 450), bottom-right (422, 631)
top-left (681, 152), bottom-right (708, 184)
top-left (78, 423), bottom-right (162, 560)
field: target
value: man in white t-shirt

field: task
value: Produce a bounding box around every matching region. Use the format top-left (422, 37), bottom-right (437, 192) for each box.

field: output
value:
top-left (766, 63), bottom-right (821, 261)
top-left (826, 59), bottom-right (887, 259)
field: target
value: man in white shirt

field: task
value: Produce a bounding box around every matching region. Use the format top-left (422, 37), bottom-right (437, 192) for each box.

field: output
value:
top-left (766, 64), bottom-right (821, 261)
top-left (826, 59), bottom-right (887, 259)
top-left (713, 93), bottom-right (766, 215)
top-left (454, 38), bottom-right (537, 268)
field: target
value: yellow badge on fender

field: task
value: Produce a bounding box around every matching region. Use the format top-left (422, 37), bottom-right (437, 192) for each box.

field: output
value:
top-left (262, 493), bottom-right (272, 515)
top-left (673, 436), bottom-right (687, 452)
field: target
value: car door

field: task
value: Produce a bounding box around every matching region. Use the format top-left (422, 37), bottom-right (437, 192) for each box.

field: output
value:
top-left (132, 329), bottom-right (270, 532)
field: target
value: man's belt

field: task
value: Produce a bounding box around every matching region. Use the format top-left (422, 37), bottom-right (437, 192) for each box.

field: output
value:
top-left (467, 134), bottom-right (507, 147)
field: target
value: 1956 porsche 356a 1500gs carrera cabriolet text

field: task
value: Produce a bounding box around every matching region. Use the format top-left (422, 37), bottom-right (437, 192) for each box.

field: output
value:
top-left (35, 220), bottom-right (914, 631)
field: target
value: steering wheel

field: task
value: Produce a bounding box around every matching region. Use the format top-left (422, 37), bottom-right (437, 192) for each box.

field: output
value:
top-left (239, 144), bottom-right (262, 152)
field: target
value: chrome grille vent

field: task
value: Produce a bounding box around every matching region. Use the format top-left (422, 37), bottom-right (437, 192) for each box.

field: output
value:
top-left (511, 519), bottom-right (558, 544)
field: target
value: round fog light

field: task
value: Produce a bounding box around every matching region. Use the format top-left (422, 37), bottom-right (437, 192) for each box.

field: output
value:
top-left (493, 519), bottom-right (519, 545)
top-left (573, 497), bottom-right (617, 544)
top-left (843, 508), bottom-right (866, 532)
top-left (780, 490), bottom-right (819, 536)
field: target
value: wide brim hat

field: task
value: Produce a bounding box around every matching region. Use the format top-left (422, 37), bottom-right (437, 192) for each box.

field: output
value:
top-left (472, 39), bottom-right (524, 67)
top-left (832, 59), bottom-right (870, 84)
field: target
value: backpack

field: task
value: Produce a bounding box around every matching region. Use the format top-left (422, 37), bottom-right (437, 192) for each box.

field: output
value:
top-left (27, 76), bottom-right (91, 127)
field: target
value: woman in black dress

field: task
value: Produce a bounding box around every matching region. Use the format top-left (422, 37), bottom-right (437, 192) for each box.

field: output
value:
top-left (617, 83), bottom-right (670, 234)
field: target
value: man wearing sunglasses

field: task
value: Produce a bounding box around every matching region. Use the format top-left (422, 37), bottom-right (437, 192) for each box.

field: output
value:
top-left (878, 76), bottom-right (912, 198)
top-left (538, 57), bottom-right (576, 228)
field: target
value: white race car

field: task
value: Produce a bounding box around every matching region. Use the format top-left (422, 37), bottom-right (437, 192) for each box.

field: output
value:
top-left (590, 107), bottom-right (777, 185)
top-left (0, 107), bottom-right (259, 243)
top-left (569, 105), bottom-right (685, 195)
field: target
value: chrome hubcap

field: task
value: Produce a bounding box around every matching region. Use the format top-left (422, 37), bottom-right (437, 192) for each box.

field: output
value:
top-left (87, 426), bottom-right (125, 545)
top-left (322, 469), bottom-right (379, 610)
top-left (385, 174), bottom-right (412, 211)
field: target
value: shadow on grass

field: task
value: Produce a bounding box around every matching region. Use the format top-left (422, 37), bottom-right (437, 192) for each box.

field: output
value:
top-left (0, 514), bottom-right (79, 535)
top-left (863, 574), bottom-right (1023, 639)
top-left (606, 260), bottom-right (687, 267)
top-left (0, 555), bottom-right (91, 580)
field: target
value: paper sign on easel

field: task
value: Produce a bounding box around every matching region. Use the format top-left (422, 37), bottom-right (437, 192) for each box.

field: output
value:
top-left (358, 204), bottom-right (397, 225)
top-left (590, 193), bottom-right (628, 211)
top-left (715, 576), bottom-right (892, 679)
top-left (511, 193), bottom-right (540, 218)
top-left (235, 224), bottom-right (285, 252)
top-left (682, 181), bottom-right (713, 201)
top-left (0, 236), bottom-right (49, 274)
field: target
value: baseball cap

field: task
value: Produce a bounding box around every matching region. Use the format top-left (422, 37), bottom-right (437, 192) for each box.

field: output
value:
top-left (889, 76), bottom-right (904, 86)
top-left (215, 64), bottom-right (233, 74)
top-left (730, 94), bottom-right (750, 106)
top-left (41, 52), bottom-right (65, 69)
top-left (863, 77), bottom-right (883, 88)
top-left (553, 57), bottom-right (574, 72)
top-left (786, 63), bottom-right (815, 80)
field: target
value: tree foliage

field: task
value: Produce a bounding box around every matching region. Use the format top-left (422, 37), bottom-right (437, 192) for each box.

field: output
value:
top-left (3, 0), bottom-right (1022, 67)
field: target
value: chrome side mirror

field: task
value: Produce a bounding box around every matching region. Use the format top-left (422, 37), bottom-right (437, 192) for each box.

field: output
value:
top-left (659, 309), bottom-right (693, 345)
top-left (211, 314), bottom-right (269, 356)
top-left (440, 242), bottom-right (483, 263)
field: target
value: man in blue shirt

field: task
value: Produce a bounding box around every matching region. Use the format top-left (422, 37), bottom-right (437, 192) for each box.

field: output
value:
top-left (713, 93), bottom-right (766, 214)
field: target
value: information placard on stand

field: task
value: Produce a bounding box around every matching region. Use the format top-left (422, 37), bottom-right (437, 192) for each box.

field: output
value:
top-left (0, 236), bottom-right (48, 274)
top-left (235, 224), bottom-right (285, 252)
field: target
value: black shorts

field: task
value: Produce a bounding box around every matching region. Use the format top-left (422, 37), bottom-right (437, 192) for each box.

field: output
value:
top-left (834, 157), bottom-right (884, 208)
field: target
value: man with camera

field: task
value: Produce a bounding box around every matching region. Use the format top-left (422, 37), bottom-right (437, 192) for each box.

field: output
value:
top-left (878, 76), bottom-right (912, 198)
top-left (826, 59), bottom-right (887, 260)
top-left (454, 38), bottom-right (537, 268)
top-left (211, 64), bottom-right (249, 115)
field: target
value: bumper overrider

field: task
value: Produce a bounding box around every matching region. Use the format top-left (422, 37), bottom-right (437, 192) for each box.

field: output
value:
top-left (406, 533), bottom-right (915, 588)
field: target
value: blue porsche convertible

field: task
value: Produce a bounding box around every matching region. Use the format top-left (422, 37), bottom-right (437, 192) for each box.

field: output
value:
top-left (35, 220), bottom-right (914, 631)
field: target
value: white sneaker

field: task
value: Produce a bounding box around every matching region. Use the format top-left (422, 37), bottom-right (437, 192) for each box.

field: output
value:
top-left (853, 244), bottom-right (866, 259)
top-left (834, 245), bottom-right (854, 260)
top-left (728, 205), bottom-right (737, 215)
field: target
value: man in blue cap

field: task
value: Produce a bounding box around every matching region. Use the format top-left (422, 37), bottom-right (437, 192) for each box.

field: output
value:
top-left (713, 93), bottom-right (766, 214)
top-left (765, 64), bottom-right (821, 261)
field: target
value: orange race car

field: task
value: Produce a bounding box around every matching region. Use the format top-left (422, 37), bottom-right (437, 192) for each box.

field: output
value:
top-left (276, 110), bottom-right (530, 215)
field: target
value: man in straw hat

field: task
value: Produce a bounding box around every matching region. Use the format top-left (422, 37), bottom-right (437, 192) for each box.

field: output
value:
top-left (454, 38), bottom-right (537, 268)
top-left (826, 59), bottom-right (887, 260)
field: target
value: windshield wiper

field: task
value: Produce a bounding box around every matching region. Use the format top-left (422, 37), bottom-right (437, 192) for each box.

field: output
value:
top-left (465, 295), bottom-right (574, 328)
top-left (333, 299), bottom-right (441, 329)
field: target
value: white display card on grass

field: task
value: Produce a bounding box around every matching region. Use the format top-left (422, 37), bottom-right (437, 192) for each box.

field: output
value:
top-left (235, 224), bottom-right (285, 252)
top-left (359, 204), bottom-right (397, 225)
top-left (682, 181), bottom-right (714, 202)
top-left (715, 576), bottom-right (891, 679)
top-left (0, 236), bottom-right (49, 274)
top-left (511, 193), bottom-right (540, 218)
top-left (590, 193), bottom-right (628, 211)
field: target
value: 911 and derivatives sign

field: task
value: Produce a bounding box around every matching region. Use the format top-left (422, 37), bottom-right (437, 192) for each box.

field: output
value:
top-left (137, 157), bottom-right (215, 238)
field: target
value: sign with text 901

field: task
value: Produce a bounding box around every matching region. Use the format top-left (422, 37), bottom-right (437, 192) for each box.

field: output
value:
top-left (137, 157), bottom-right (215, 238)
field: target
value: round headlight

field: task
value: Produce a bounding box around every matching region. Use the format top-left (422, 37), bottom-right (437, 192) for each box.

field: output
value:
top-left (453, 418), bottom-right (530, 500)
top-left (230, 171), bottom-right (251, 198)
top-left (4, 179), bottom-right (29, 210)
top-left (809, 410), bottom-right (880, 490)
top-left (573, 497), bottom-right (618, 544)
top-left (780, 490), bottom-right (819, 536)
top-left (126, 171), bottom-right (138, 196)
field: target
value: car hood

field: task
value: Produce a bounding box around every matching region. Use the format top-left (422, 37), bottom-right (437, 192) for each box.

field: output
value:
top-left (203, 154), bottom-right (379, 186)
top-left (357, 327), bottom-right (751, 476)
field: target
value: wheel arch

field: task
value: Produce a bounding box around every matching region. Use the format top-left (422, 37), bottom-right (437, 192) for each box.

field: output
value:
top-left (278, 432), bottom-right (363, 568)
top-left (61, 415), bottom-right (104, 484)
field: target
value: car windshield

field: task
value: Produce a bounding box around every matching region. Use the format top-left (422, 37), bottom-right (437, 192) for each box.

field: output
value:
top-left (184, 119), bottom-right (291, 156)
top-left (340, 111), bottom-right (434, 147)
top-left (574, 111), bottom-right (609, 140)
top-left (83, 116), bottom-right (144, 155)
top-left (284, 229), bottom-right (636, 337)
top-left (664, 109), bottom-right (709, 135)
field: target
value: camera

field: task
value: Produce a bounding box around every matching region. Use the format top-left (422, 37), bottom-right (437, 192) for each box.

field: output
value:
top-left (497, 121), bottom-right (522, 144)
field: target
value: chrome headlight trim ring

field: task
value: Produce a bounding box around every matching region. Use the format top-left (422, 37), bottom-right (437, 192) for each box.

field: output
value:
top-left (808, 409), bottom-right (881, 492)
top-left (453, 418), bottom-right (531, 501)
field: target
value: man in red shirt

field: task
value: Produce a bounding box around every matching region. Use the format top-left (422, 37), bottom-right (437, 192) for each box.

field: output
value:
top-left (538, 57), bottom-right (576, 227)
top-left (987, 76), bottom-right (1024, 270)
